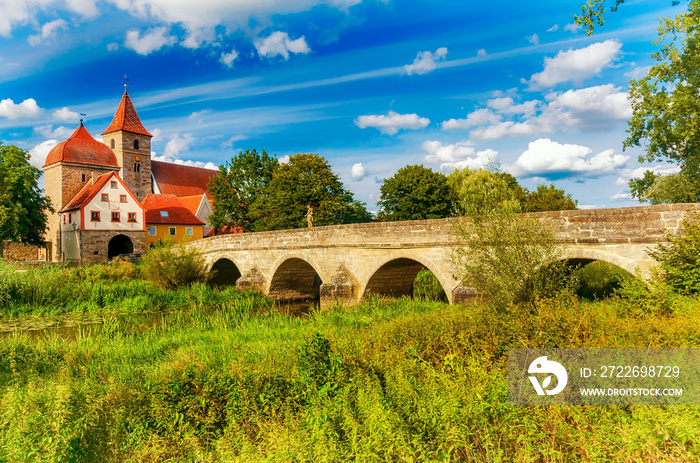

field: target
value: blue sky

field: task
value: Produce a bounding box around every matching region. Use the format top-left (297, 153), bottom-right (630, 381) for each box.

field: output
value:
top-left (0, 0), bottom-right (686, 210)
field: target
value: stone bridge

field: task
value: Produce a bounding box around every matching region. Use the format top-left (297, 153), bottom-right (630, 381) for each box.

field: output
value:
top-left (189, 204), bottom-right (698, 307)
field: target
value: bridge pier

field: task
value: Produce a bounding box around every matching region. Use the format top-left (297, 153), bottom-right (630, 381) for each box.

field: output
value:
top-left (319, 265), bottom-right (360, 307)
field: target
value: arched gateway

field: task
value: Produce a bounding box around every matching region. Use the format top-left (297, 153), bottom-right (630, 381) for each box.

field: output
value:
top-left (189, 204), bottom-right (698, 308)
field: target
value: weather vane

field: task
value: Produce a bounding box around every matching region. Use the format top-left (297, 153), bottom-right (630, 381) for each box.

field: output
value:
top-left (124, 74), bottom-right (130, 91)
top-left (80, 113), bottom-right (86, 126)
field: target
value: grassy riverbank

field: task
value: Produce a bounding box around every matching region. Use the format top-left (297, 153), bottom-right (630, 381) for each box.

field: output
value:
top-left (1, 267), bottom-right (700, 462)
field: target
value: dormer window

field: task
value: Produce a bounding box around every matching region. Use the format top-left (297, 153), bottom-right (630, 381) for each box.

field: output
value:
top-left (133, 140), bottom-right (139, 150)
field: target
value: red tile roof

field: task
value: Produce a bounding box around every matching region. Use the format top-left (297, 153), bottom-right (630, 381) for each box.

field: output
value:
top-left (101, 90), bottom-right (152, 137)
top-left (178, 195), bottom-right (206, 216)
top-left (142, 194), bottom-right (205, 225)
top-left (151, 160), bottom-right (218, 197)
top-left (44, 125), bottom-right (120, 168)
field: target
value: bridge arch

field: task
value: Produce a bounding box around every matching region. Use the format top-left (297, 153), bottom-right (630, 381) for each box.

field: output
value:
top-left (209, 257), bottom-right (242, 286)
top-left (268, 257), bottom-right (322, 302)
top-left (362, 255), bottom-right (450, 301)
top-left (563, 248), bottom-right (643, 276)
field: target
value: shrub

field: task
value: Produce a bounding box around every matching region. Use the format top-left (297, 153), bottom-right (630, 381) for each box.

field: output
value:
top-left (648, 212), bottom-right (700, 294)
top-left (573, 261), bottom-right (631, 300)
top-left (451, 206), bottom-right (569, 306)
top-left (140, 240), bottom-right (211, 289)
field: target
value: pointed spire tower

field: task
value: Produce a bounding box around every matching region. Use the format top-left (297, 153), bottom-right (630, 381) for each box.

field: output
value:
top-left (102, 85), bottom-right (153, 200)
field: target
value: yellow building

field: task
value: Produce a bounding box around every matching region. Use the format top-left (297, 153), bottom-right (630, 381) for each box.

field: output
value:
top-left (142, 194), bottom-right (204, 247)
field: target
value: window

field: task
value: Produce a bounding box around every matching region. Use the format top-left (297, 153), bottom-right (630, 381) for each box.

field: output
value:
top-left (63, 215), bottom-right (66, 224)
top-left (148, 226), bottom-right (156, 236)
top-left (120, 195), bottom-right (127, 203)
top-left (134, 163), bottom-right (141, 173)
top-left (134, 140), bottom-right (139, 150)
top-left (101, 193), bottom-right (109, 201)
top-left (169, 227), bottom-right (176, 236)
top-left (111, 181), bottom-right (117, 189)
top-left (111, 212), bottom-right (120, 222)
top-left (160, 211), bottom-right (169, 218)
top-left (128, 212), bottom-right (137, 222)
top-left (82, 174), bottom-right (86, 182)
top-left (185, 227), bottom-right (193, 237)
top-left (91, 211), bottom-right (100, 221)
top-left (68, 214), bottom-right (71, 224)
top-left (111, 139), bottom-right (115, 149)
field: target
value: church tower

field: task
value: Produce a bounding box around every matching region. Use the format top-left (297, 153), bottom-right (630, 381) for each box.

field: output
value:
top-left (101, 86), bottom-right (153, 200)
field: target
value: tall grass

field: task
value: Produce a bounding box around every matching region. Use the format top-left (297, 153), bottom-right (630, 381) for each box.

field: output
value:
top-left (1, 289), bottom-right (699, 461)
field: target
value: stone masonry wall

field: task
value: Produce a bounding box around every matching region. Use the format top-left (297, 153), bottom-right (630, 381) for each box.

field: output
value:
top-left (80, 230), bottom-right (146, 264)
top-left (2, 241), bottom-right (50, 262)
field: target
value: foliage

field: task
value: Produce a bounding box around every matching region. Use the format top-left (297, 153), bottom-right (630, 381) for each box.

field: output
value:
top-left (573, 261), bottom-right (630, 300)
top-left (451, 202), bottom-right (569, 305)
top-left (624, 1), bottom-right (700, 203)
top-left (648, 212), bottom-right (700, 294)
top-left (252, 153), bottom-right (372, 230)
top-left (208, 148), bottom-right (279, 233)
top-left (575, 0), bottom-right (681, 35)
top-left (378, 165), bottom-right (454, 221)
top-left (448, 168), bottom-right (577, 216)
top-left (140, 240), bottom-right (211, 289)
top-left (447, 168), bottom-right (520, 216)
top-left (412, 268), bottom-right (447, 301)
top-left (0, 144), bottom-right (53, 245)
top-left (2, 291), bottom-right (700, 461)
top-left (629, 170), bottom-right (698, 204)
top-left (524, 183), bottom-right (578, 212)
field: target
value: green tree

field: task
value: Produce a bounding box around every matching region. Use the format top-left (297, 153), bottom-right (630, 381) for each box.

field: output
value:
top-left (648, 212), bottom-right (700, 294)
top-left (378, 165), bottom-right (454, 221)
top-left (208, 149), bottom-right (279, 233)
top-left (630, 170), bottom-right (697, 204)
top-left (447, 168), bottom-right (519, 216)
top-left (252, 153), bottom-right (372, 230)
top-left (575, 0), bottom-right (680, 35)
top-left (623, 1), bottom-right (700, 203)
top-left (0, 143), bottom-right (53, 245)
top-left (523, 184), bottom-right (578, 213)
top-left (447, 167), bottom-right (577, 215)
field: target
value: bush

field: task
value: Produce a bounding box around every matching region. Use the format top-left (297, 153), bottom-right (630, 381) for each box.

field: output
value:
top-left (573, 261), bottom-right (630, 300)
top-left (648, 212), bottom-right (700, 294)
top-left (451, 207), bottom-right (569, 306)
top-left (140, 240), bottom-right (211, 289)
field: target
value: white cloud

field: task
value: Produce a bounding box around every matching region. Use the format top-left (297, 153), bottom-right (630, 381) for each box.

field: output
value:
top-left (547, 24), bottom-right (559, 32)
top-left (151, 152), bottom-right (217, 170)
top-left (163, 133), bottom-right (195, 157)
top-left (524, 40), bottom-right (622, 90)
top-left (350, 162), bottom-right (367, 179)
top-left (52, 107), bottom-right (80, 122)
top-left (181, 26), bottom-right (215, 49)
top-left (564, 23), bottom-right (581, 33)
top-left (467, 85), bottom-right (630, 140)
top-left (0, 98), bottom-right (43, 119)
top-left (610, 192), bottom-right (633, 202)
top-left (187, 109), bottom-right (211, 122)
top-left (422, 140), bottom-right (497, 171)
top-left (124, 26), bottom-right (176, 55)
top-left (278, 154), bottom-right (291, 164)
top-left (355, 111), bottom-right (430, 135)
top-left (625, 65), bottom-right (652, 79)
top-left (255, 31), bottom-right (310, 60)
top-left (442, 108), bottom-right (501, 130)
top-left (35, 125), bottom-right (73, 139)
top-left (220, 49), bottom-right (239, 67)
top-left (477, 48), bottom-right (487, 57)
top-left (28, 19), bottom-right (68, 45)
top-left (29, 139), bottom-right (59, 168)
top-left (403, 47), bottom-right (448, 75)
top-left (0, 0), bottom-right (97, 37)
top-left (508, 138), bottom-right (629, 178)
top-left (615, 164), bottom-right (681, 186)
top-left (219, 134), bottom-right (247, 149)
top-left (107, 42), bottom-right (119, 51)
top-left (526, 33), bottom-right (539, 45)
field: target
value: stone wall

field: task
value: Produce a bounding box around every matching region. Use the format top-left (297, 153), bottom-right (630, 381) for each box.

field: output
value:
top-left (2, 241), bottom-right (50, 262)
top-left (80, 230), bottom-right (146, 264)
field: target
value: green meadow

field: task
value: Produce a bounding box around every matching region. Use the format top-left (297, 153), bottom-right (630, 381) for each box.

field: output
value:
top-left (0, 260), bottom-right (699, 462)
